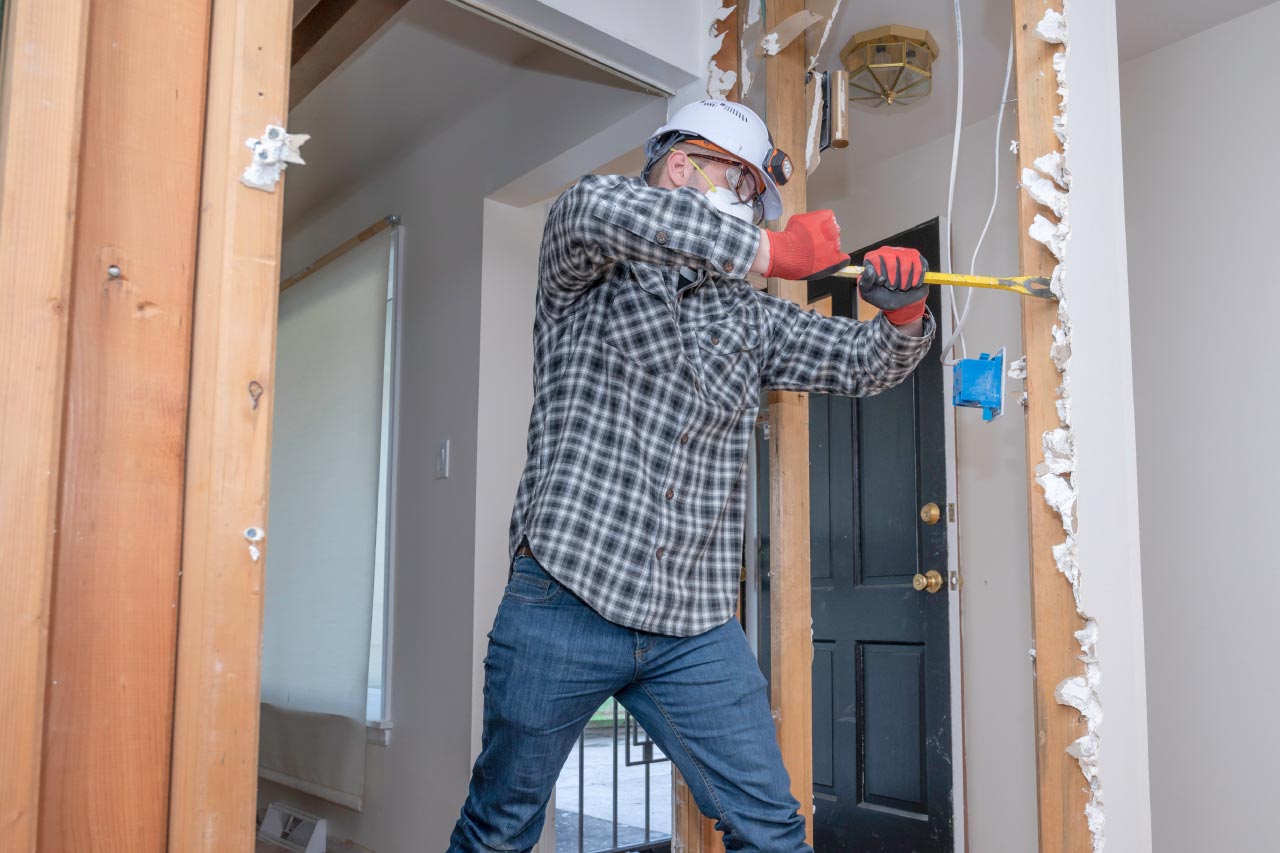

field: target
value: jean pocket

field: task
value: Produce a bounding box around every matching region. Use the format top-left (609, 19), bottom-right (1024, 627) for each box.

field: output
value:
top-left (505, 556), bottom-right (562, 604)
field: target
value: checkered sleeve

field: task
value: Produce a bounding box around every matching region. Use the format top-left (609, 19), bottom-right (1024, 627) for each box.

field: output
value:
top-left (538, 174), bottom-right (761, 316)
top-left (755, 290), bottom-right (936, 396)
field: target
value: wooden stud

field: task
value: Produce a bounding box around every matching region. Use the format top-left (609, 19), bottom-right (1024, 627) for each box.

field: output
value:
top-left (37, 0), bottom-right (214, 847)
top-left (0, 1), bottom-right (91, 848)
top-left (1009, 1), bottom-right (1091, 850)
top-left (290, 0), bottom-right (409, 109)
top-left (167, 0), bottom-right (293, 848)
top-left (765, 0), bottom-right (814, 846)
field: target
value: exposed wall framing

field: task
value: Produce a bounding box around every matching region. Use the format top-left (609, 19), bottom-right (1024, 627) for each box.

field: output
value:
top-left (35, 0), bottom-right (214, 846)
top-left (1010, 1), bottom-right (1094, 850)
top-left (0, 1), bottom-right (91, 848)
top-left (763, 0), bottom-right (815, 847)
top-left (168, 0), bottom-right (294, 848)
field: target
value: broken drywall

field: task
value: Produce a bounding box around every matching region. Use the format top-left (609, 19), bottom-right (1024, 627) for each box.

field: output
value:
top-left (1024, 5), bottom-right (1105, 851)
top-left (242, 125), bottom-right (308, 192)
top-left (706, 3), bottom-right (738, 99)
top-left (759, 9), bottom-right (824, 57)
top-left (804, 0), bottom-right (844, 72)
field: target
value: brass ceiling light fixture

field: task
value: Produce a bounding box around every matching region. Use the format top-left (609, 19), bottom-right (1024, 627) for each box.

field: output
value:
top-left (840, 25), bottom-right (940, 107)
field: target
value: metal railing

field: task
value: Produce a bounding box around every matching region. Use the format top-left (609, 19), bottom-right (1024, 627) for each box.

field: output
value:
top-left (556, 701), bottom-right (671, 853)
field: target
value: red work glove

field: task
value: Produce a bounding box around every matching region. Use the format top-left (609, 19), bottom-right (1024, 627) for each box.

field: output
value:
top-left (858, 246), bottom-right (929, 325)
top-left (764, 210), bottom-right (850, 281)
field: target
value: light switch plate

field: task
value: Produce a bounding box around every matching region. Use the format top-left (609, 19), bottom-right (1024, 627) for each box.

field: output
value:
top-left (436, 439), bottom-right (450, 479)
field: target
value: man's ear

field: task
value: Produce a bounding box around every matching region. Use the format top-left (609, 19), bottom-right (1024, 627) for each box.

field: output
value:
top-left (665, 149), bottom-right (691, 188)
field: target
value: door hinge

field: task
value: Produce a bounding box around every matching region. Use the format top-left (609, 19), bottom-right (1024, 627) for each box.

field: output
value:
top-left (949, 571), bottom-right (961, 590)
top-left (947, 502), bottom-right (956, 522)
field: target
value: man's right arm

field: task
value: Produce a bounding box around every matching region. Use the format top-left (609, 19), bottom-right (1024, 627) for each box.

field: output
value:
top-left (538, 174), bottom-right (761, 317)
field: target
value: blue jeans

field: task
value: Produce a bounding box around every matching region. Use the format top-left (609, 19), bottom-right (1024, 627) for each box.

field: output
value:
top-left (447, 556), bottom-right (810, 853)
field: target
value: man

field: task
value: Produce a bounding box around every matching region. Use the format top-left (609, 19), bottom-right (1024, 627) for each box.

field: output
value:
top-left (448, 99), bottom-right (932, 853)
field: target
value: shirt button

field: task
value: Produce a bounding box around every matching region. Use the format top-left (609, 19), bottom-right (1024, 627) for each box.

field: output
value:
top-left (655, 230), bottom-right (669, 245)
top-left (723, 260), bottom-right (735, 273)
top-left (665, 487), bottom-right (675, 500)
top-left (711, 334), bottom-right (721, 346)
top-left (656, 546), bottom-right (665, 559)
top-left (679, 432), bottom-right (690, 445)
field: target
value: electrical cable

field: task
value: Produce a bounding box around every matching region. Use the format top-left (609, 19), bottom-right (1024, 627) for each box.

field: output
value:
top-left (942, 26), bottom-right (1008, 363)
top-left (940, 0), bottom-right (964, 361)
top-left (941, 30), bottom-right (1016, 364)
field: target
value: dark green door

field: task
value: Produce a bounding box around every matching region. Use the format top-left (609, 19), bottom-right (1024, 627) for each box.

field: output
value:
top-left (757, 219), bottom-right (952, 851)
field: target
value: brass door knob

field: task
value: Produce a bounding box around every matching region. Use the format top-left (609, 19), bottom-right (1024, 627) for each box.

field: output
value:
top-left (920, 502), bottom-right (941, 525)
top-left (912, 570), bottom-right (943, 594)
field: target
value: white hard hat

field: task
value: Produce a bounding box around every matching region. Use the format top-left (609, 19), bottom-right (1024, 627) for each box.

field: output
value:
top-left (643, 99), bottom-right (792, 221)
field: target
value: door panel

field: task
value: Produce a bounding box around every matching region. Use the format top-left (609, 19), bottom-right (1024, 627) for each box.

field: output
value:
top-left (757, 219), bottom-right (952, 852)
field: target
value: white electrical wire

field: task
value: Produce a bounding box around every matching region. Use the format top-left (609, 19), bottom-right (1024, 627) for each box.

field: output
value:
top-left (941, 29), bottom-right (1016, 365)
top-left (940, 0), bottom-right (964, 361)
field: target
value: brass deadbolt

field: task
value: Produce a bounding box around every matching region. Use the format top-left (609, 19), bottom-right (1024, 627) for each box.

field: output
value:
top-left (920, 502), bottom-right (941, 525)
top-left (912, 570), bottom-right (943, 594)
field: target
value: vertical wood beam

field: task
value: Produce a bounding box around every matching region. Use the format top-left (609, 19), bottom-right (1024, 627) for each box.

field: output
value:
top-left (37, 0), bottom-right (214, 848)
top-left (0, 1), bottom-right (91, 848)
top-left (673, 6), bottom-right (741, 850)
top-left (765, 0), bottom-right (814, 846)
top-left (167, 0), bottom-right (293, 848)
top-left (1010, 1), bottom-right (1091, 851)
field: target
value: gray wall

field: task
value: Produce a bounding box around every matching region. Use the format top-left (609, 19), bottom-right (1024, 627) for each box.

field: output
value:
top-left (264, 55), bottom-right (655, 850)
top-left (1122, 4), bottom-right (1280, 850)
top-left (810, 111), bottom-right (1039, 852)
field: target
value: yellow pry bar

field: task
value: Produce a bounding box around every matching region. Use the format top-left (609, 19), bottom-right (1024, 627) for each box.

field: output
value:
top-left (833, 265), bottom-right (1058, 300)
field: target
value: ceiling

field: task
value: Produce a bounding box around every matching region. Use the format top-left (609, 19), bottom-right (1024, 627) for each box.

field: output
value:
top-left (809, 0), bottom-right (1276, 170)
top-left (285, 0), bottom-right (551, 224)
top-left (285, 0), bottom-right (1275, 222)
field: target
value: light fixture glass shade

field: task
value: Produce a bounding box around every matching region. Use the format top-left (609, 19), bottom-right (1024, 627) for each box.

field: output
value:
top-left (841, 25), bottom-right (939, 108)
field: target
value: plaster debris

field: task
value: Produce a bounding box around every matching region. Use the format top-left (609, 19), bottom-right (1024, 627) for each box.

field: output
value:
top-left (759, 10), bottom-right (824, 56)
top-left (707, 62), bottom-right (738, 99)
top-left (1010, 139), bottom-right (1020, 154)
top-left (1022, 167), bottom-right (1069, 219)
top-left (1036, 468), bottom-right (1076, 534)
top-left (740, 44), bottom-right (754, 95)
top-left (1042, 428), bottom-right (1076, 475)
top-left (745, 0), bottom-right (761, 27)
top-left (1029, 213), bottom-right (1068, 261)
top-left (1035, 9), bottom-right (1068, 45)
top-left (241, 125), bottom-right (308, 192)
top-left (1008, 356), bottom-right (1027, 379)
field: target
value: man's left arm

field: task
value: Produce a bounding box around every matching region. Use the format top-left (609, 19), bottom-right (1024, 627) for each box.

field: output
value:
top-left (757, 246), bottom-right (933, 396)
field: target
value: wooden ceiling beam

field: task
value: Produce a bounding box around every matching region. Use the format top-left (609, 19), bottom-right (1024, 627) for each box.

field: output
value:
top-left (290, 0), bottom-right (409, 110)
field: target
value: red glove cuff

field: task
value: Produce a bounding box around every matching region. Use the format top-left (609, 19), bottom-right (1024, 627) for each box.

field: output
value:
top-left (883, 300), bottom-right (927, 326)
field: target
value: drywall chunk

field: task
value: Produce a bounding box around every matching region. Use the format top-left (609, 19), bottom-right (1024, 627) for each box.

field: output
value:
top-left (740, 45), bottom-right (754, 95)
top-left (1042, 428), bottom-right (1075, 475)
top-left (1034, 150), bottom-right (1070, 189)
top-left (759, 10), bottom-right (824, 56)
top-left (1036, 468), bottom-right (1076, 534)
top-left (707, 62), bottom-right (738, 99)
top-left (1035, 9), bottom-right (1068, 45)
top-left (1009, 139), bottom-right (1020, 154)
top-left (1008, 356), bottom-right (1027, 380)
top-left (242, 125), bottom-right (308, 192)
top-left (1029, 213), bottom-right (1068, 261)
top-left (1051, 323), bottom-right (1072, 371)
top-left (805, 76), bottom-right (824, 174)
top-left (745, 0), bottom-right (761, 26)
top-left (1055, 674), bottom-right (1101, 729)
top-left (1022, 167), bottom-right (1069, 218)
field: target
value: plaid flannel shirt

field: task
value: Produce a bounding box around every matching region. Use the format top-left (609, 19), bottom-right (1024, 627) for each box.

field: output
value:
top-left (508, 175), bottom-right (935, 636)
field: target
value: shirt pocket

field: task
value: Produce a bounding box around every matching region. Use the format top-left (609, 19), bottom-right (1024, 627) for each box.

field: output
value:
top-left (696, 311), bottom-right (761, 411)
top-left (603, 278), bottom-right (682, 374)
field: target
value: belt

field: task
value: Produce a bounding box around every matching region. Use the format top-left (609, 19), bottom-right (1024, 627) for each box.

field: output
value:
top-left (516, 543), bottom-right (536, 559)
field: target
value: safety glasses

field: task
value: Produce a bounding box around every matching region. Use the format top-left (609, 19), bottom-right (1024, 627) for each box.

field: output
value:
top-left (688, 153), bottom-right (767, 224)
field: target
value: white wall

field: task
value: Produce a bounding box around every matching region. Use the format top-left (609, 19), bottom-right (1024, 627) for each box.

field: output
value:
top-left (1061, 4), bottom-right (1153, 850)
top-left (1121, 4), bottom-right (1280, 851)
top-left (264, 52), bottom-right (657, 850)
top-left (810, 111), bottom-right (1039, 852)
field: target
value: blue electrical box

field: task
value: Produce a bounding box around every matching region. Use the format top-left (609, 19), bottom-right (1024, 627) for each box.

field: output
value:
top-left (952, 347), bottom-right (1005, 421)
